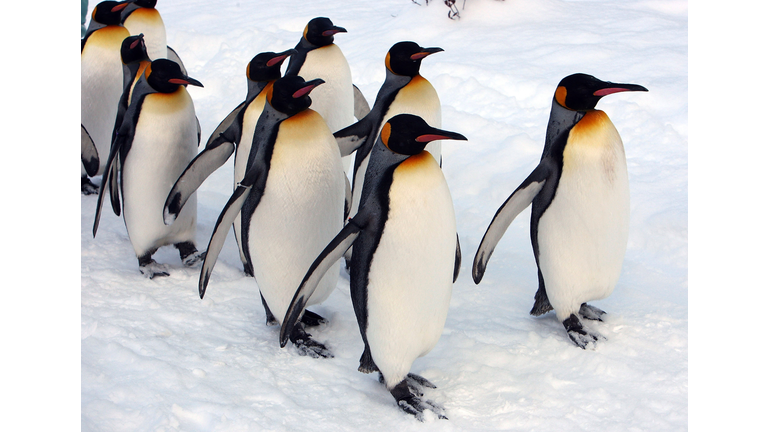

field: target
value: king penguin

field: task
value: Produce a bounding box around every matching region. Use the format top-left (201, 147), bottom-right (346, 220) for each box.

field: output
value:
top-left (163, 50), bottom-right (296, 277)
top-left (197, 76), bottom-right (346, 358)
top-left (111, 33), bottom-right (151, 146)
top-left (280, 114), bottom-right (466, 420)
top-left (335, 41), bottom-right (444, 221)
top-left (285, 17), bottom-right (366, 174)
top-left (120, 0), bottom-right (188, 72)
top-left (92, 59), bottom-right (206, 279)
top-left (81, 0), bottom-right (130, 194)
top-left (472, 73), bottom-right (647, 348)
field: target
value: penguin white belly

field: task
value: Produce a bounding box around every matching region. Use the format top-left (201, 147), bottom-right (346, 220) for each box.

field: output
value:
top-left (123, 8), bottom-right (167, 61)
top-left (537, 111), bottom-right (629, 321)
top-left (81, 26), bottom-right (130, 175)
top-left (366, 152), bottom-right (455, 387)
top-left (122, 89), bottom-right (198, 257)
top-left (233, 92), bottom-right (268, 262)
top-left (299, 45), bottom-right (355, 172)
top-left (248, 110), bottom-right (345, 324)
top-left (350, 76), bottom-right (442, 218)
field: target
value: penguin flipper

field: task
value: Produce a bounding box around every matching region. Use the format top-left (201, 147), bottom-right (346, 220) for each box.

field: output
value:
top-left (93, 130), bottom-right (128, 236)
top-left (81, 125), bottom-right (99, 177)
top-left (205, 102), bottom-right (245, 149)
top-left (453, 234), bottom-right (461, 283)
top-left (472, 164), bottom-right (549, 284)
top-left (353, 84), bottom-right (371, 120)
top-left (164, 140), bottom-right (237, 225)
top-left (198, 185), bottom-right (251, 299)
top-left (334, 116), bottom-right (374, 157)
top-left (280, 219), bottom-right (363, 348)
top-left (166, 46), bottom-right (188, 76)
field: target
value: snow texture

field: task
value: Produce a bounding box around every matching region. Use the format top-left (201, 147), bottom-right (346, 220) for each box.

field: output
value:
top-left (14, 0), bottom-right (709, 430)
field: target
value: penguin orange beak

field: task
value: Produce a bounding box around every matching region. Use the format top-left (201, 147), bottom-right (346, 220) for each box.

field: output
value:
top-left (112, 2), bottom-right (128, 12)
top-left (292, 78), bottom-right (325, 98)
top-left (322, 26), bottom-right (347, 37)
top-left (267, 49), bottom-right (298, 67)
top-left (593, 83), bottom-right (648, 97)
top-left (411, 47), bottom-right (444, 61)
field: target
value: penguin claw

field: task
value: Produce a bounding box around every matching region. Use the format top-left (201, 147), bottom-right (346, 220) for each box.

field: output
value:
top-left (391, 380), bottom-right (447, 421)
top-left (289, 326), bottom-right (334, 359)
top-left (139, 261), bottom-right (171, 279)
top-left (182, 251), bottom-right (206, 267)
top-left (300, 310), bottom-right (328, 327)
top-left (81, 177), bottom-right (99, 195)
top-left (563, 313), bottom-right (605, 349)
top-left (579, 303), bottom-right (606, 321)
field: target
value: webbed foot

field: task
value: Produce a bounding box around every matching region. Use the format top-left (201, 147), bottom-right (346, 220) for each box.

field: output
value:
top-left (289, 325), bottom-right (333, 359)
top-left (300, 310), bottom-right (328, 327)
top-left (563, 313), bottom-right (605, 349)
top-left (82, 177), bottom-right (99, 195)
top-left (389, 379), bottom-right (447, 421)
top-left (138, 259), bottom-right (170, 279)
top-left (579, 303), bottom-right (606, 321)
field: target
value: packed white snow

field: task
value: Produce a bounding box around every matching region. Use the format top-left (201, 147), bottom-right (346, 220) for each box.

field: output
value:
top-left (77, 0), bottom-right (687, 430)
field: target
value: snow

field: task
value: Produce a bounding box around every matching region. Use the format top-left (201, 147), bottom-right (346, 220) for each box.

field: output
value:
top-left (11, 0), bottom-right (720, 429)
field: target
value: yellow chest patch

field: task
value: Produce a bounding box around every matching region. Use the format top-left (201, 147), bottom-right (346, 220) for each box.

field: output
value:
top-left (563, 110), bottom-right (625, 183)
top-left (124, 8), bottom-right (163, 27)
top-left (395, 75), bottom-right (440, 108)
top-left (141, 87), bottom-right (191, 115)
top-left (395, 151), bottom-right (439, 176)
top-left (82, 26), bottom-right (129, 55)
top-left (277, 110), bottom-right (329, 145)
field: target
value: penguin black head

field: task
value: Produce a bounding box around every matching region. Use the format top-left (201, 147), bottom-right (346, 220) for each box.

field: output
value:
top-left (131, 0), bottom-right (158, 7)
top-left (268, 76), bottom-right (325, 116)
top-left (381, 114), bottom-right (467, 156)
top-left (120, 34), bottom-right (149, 65)
top-left (146, 59), bottom-right (203, 93)
top-left (246, 49), bottom-right (298, 82)
top-left (303, 17), bottom-right (347, 47)
top-left (386, 42), bottom-right (443, 77)
top-left (92, 1), bottom-right (128, 26)
top-left (554, 73), bottom-right (648, 111)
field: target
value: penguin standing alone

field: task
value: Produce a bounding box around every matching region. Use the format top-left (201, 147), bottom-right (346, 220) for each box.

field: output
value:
top-left (472, 73), bottom-right (647, 348)
top-left (197, 76), bottom-right (346, 358)
top-left (92, 59), bottom-right (205, 278)
top-left (163, 49), bottom-right (296, 278)
top-left (81, 0), bottom-right (130, 194)
top-left (280, 114), bottom-right (466, 420)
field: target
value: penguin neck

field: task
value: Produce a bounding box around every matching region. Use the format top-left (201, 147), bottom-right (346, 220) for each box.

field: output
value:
top-left (360, 138), bottom-right (409, 208)
top-left (246, 79), bottom-right (270, 102)
top-left (120, 3), bottom-right (142, 22)
top-left (372, 69), bottom-right (413, 109)
top-left (544, 98), bottom-right (585, 157)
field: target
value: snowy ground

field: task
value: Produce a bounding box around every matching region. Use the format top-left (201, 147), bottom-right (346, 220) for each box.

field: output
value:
top-left (11, 0), bottom-right (707, 430)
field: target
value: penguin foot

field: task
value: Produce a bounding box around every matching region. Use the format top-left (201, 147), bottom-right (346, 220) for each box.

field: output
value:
top-left (289, 326), bottom-right (334, 359)
top-left (261, 293), bottom-right (278, 326)
top-left (177, 242), bottom-right (206, 267)
top-left (358, 345), bottom-right (379, 373)
top-left (563, 314), bottom-right (605, 349)
top-left (379, 372), bottom-right (437, 397)
top-left (139, 260), bottom-right (171, 279)
top-left (579, 303), bottom-right (606, 321)
top-left (81, 177), bottom-right (99, 195)
top-left (390, 380), bottom-right (447, 422)
top-left (300, 310), bottom-right (328, 327)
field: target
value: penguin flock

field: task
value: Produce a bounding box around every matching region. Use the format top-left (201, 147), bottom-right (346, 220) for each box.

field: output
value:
top-left (82, 0), bottom-right (648, 421)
